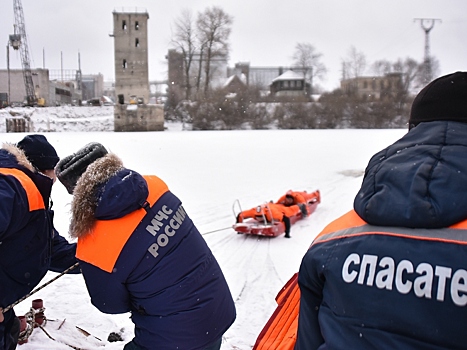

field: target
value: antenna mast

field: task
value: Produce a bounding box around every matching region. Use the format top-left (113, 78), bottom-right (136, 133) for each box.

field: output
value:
top-left (414, 18), bottom-right (441, 85)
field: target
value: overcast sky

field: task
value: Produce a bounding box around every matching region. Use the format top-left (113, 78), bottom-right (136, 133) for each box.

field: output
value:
top-left (1, 0), bottom-right (466, 91)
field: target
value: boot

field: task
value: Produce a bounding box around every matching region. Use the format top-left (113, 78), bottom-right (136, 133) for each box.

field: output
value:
top-left (299, 204), bottom-right (308, 217)
top-left (284, 232), bottom-right (291, 238)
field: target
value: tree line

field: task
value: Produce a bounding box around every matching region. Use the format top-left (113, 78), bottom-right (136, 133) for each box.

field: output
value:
top-left (167, 6), bottom-right (440, 129)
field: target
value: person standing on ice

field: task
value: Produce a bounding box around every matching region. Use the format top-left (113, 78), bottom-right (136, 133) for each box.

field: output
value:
top-left (0, 134), bottom-right (79, 350)
top-left (293, 71), bottom-right (467, 349)
top-left (55, 142), bottom-right (236, 350)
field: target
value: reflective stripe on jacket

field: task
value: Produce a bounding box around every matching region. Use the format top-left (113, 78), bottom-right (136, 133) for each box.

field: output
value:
top-left (76, 175), bottom-right (168, 273)
top-left (0, 167), bottom-right (45, 211)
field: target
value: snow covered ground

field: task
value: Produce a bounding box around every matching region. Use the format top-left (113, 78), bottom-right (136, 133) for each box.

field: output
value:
top-left (0, 107), bottom-right (407, 349)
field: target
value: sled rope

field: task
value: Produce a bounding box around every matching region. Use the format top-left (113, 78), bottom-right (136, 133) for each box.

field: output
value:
top-left (2, 262), bottom-right (80, 314)
top-left (201, 226), bottom-right (231, 235)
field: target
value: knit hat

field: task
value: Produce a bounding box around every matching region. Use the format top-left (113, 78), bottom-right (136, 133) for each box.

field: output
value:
top-left (55, 142), bottom-right (108, 194)
top-left (17, 134), bottom-right (59, 171)
top-left (409, 71), bottom-right (467, 129)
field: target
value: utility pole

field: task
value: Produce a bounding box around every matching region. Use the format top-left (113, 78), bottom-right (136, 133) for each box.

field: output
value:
top-left (414, 18), bottom-right (441, 85)
top-left (77, 51), bottom-right (82, 91)
top-left (7, 43), bottom-right (10, 105)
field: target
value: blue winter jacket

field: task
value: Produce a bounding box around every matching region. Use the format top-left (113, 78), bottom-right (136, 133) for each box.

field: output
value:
top-left (70, 154), bottom-right (236, 350)
top-left (295, 121), bottom-right (467, 350)
top-left (0, 145), bottom-right (78, 348)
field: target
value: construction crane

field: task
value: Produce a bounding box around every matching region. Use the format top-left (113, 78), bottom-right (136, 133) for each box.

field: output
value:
top-left (10, 0), bottom-right (37, 106)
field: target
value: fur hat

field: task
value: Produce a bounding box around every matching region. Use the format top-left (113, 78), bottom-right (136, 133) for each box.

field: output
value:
top-left (17, 134), bottom-right (59, 171)
top-left (409, 71), bottom-right (467, 129)
top-left (55, 142), bottom-right (108, 194)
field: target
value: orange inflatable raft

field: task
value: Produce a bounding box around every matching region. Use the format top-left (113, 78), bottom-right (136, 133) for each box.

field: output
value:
top-left (232, 190), bottom-right (321, 237)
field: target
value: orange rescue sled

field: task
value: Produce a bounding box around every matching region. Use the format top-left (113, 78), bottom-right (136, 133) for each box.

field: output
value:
top-left (232, 190), bottom-right (320, 237)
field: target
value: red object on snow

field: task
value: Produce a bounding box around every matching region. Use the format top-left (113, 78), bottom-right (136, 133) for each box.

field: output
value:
top-left (18, 316), bottom-right (28, 344)
top-left (32, 299), bottom-right (45, 327)
top-left (232, 190), bottom-right (321, 237)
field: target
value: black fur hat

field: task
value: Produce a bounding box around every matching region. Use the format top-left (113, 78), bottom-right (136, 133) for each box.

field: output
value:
top-left (56, 142), bottom-right (108, 194)
top-left (17, 134), bottom-right (59, 171)
top-left (409, 71), bottom-right (467, 129)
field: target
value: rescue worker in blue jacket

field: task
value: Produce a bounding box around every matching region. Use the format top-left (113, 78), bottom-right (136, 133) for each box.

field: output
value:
top-left (295, 71), bottom-right (467, 350)
top-left (0, 135), bottom-right (79, 350)
top-left (55, 142), bottom-right (236, 350)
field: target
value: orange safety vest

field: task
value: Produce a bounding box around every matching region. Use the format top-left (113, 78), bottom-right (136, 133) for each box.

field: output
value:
top-left (252, 209), bottom-right (467, 349)
top-left (76, 175), bottom-right (168, 273)
top-left (0, 167), bottom-right (45, 211)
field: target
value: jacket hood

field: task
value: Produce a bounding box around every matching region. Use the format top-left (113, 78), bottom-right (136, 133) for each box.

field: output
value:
top-left (1, 143), bottom-right (35, 172)
top-left (70, 153), bottom-right (149, 238)
top-left (354, 121), bottom-right (467, 228)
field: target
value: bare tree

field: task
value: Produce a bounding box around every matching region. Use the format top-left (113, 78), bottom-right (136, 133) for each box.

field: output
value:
top-left (372, 57), bottom-right (423, 94)
top-left (393, 57), bottom-right (421, 93)
top-left (342, 46), bottom-right (367, 80)
top-left (292, 42), bottom-right (327, 94)
top-left (171, 9), bottom-right (197, 100)
top-left (371, 59), bottom-right (392, 76)
top-left (371, 57), bottom-right (424, 116)
top-left (196, 6), bottom-right (233, 94)
top-left (341, 46), bottom-right (367, 95)
top-left (194, 40), bottom-right (206, 96)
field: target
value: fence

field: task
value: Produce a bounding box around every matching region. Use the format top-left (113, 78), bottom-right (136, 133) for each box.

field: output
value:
top-left (6, 117), bottom-right (30, 132)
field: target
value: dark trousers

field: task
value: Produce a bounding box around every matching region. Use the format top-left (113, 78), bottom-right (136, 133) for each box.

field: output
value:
top-left (0, 311), bottom-right (20, 350)
top-left (124, 337), bottom-right (222, 350)
top-left (283, 216), bottom-right (291, 235)
top-left (123, 341), bottom-right (141, 350)
top-left (203, 337), bottom-right (222, 350)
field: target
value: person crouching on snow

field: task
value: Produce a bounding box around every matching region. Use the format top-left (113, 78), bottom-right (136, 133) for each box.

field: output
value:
top-left (0, 134), bottom-right (79, 350)
top-left (55, 142), bottom-right (236, 350)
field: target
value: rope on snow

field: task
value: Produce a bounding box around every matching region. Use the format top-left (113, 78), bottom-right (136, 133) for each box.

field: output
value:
top-left (201, 226), bottom-right (232, 235)
top-left (17, 305), bottom-right (46, 344)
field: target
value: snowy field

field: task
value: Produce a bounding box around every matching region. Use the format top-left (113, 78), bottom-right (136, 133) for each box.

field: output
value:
top-left (0, 107), bottom-right (407, 349)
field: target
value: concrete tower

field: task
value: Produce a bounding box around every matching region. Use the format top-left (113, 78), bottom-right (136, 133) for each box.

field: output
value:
top-left (112, 9), bottom-right (149, 104)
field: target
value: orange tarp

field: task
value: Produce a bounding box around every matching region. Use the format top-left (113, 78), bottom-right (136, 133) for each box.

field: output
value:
top-left (253, 273), bottom-right (300, 350)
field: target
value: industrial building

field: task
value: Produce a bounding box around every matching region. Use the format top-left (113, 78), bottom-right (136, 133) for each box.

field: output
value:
top-left (0, 68), bottom-right (108, 106)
